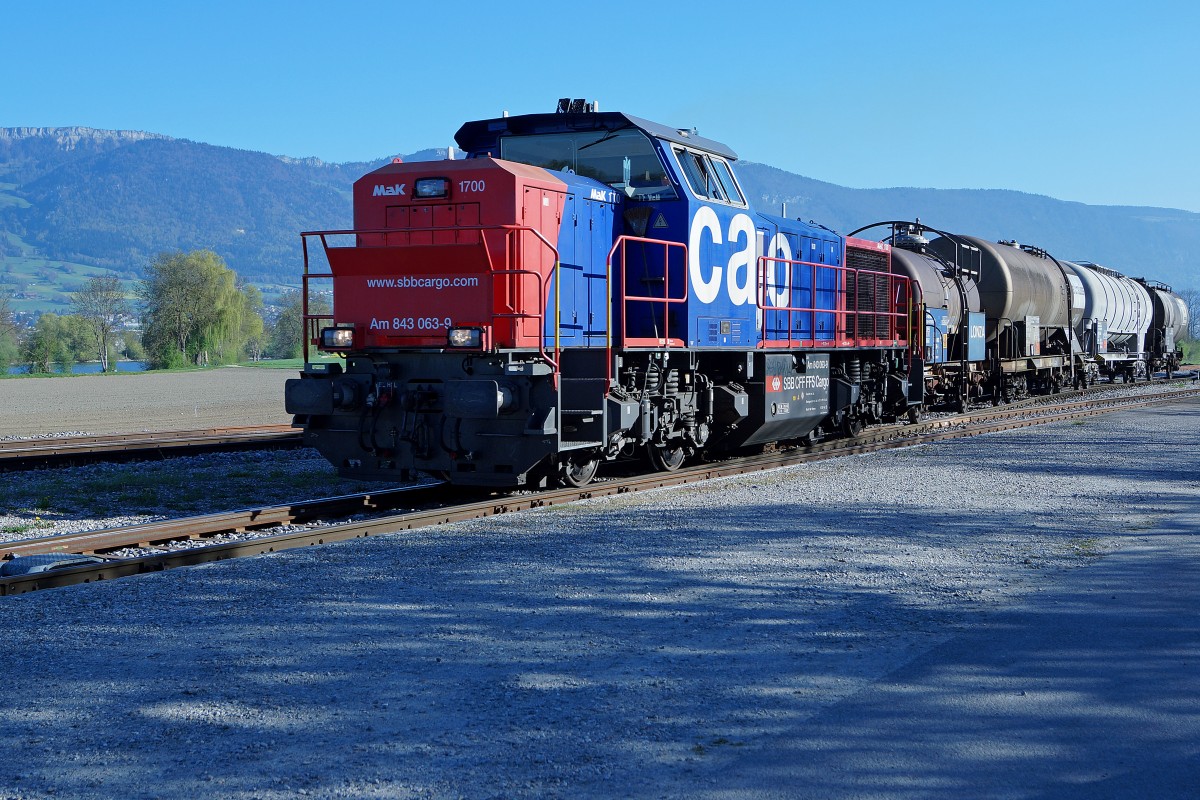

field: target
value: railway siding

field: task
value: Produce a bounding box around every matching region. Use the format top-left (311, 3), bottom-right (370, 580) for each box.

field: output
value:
top-left (1, 385), bottom-right (1196, 593)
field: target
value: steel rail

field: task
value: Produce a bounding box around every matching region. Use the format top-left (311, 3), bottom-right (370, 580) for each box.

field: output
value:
top-left (0, 484), bottom-right (448, 560)
top-left (0, 424), bottom-right (301, 467)
top-left (3, 386), bottom-right (1197, 596)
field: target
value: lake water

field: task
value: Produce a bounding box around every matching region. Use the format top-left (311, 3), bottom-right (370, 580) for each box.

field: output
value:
top-left (6, 361), bottom-right (148, 376)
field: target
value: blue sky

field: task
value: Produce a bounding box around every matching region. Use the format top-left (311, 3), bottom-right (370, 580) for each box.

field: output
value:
top-left (5, 0), bottom-right (1198, 212)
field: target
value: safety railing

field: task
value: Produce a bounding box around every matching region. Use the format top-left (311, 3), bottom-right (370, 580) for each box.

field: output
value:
top-left (608, 235), bottom-right (688, 348)
top-left (298, 232), bottom-right (334, 364)
top-left (299, 225), bottom-right (562, 371)
top-left (756, 256), bottom-right (911, 349)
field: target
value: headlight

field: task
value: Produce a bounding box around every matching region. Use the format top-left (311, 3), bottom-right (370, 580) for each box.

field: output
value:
top-left (320, 327), bottom-right (355, 349)
top-left (414, 177), bottom-right (450, 199)
top-left (447, 327), bottom-right (483, 348)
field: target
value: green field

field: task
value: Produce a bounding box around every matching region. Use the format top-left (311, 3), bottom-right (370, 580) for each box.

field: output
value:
top-left (0, 182), bottom-right (30, 210)
top-left (0, 246), bottom-right (298, 318)
top-left (0, 252), bottom-right (137, 315)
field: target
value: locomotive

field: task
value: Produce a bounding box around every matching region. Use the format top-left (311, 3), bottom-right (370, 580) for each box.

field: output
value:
top-left (285, 101), bottom-right (920, 487)
top-left (850, 221), bottom-right (1189, 409)
top-left (284, 101), bottom-right (1188, 488)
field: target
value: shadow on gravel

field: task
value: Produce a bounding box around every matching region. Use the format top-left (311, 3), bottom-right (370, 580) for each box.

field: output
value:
top-left (1, 402), bottom-right (1198, 798)
top-left (714, 531), bottom-right (1200, 799)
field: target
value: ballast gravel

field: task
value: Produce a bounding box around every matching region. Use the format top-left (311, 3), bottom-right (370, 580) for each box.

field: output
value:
top-left (1, 397), bottom-right (1198, 798)
top-left (0, 449), bottom-right (397, 545)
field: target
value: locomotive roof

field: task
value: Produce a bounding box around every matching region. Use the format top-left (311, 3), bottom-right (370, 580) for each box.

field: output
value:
top-left (454, 111), bottom-right (738, 161)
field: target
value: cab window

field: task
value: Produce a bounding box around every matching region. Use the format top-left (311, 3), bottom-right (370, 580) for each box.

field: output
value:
top-left (499, 128), bottom-right (677, 200)
top-left (711, 158), bottom-right (745, 205)
top-left (674, 146), bottom-right (745, 207)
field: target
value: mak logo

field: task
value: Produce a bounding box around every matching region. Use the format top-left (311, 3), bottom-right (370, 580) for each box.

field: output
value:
top-left (372, 183), bottom-right (407, 197)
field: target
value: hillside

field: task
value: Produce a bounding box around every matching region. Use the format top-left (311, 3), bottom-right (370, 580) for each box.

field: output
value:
top-left (1, 127), bottom-right (1197, 316)
top-left (736, 163), bottom-right (1200, 287)
top-left (0, 128), bottom-right (378, 285)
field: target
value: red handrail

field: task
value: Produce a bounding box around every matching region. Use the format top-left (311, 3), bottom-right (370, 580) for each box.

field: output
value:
top-left (609, 235), bottom-right (688, 347)
top-left (756, 256), bottom-right (911, 349)
top-left (298, 225), bottom-right (561, 371)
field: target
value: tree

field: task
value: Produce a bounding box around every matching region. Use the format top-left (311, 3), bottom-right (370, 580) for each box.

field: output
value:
top-left (140, 250), bottom-right (225, 368)
top-left (0, 289), bottom-right (13, 337)
top-left (0, 289), bottom-right (16, 373)
top-left (239, 283), bottom-right (266, 361)
top-left (267, 289), bottom-right (329, 359)
top-left (72, 275), bottom-right (130, 371)
top-left (140, 250), bottom-right (262, 368)
top-left (21, 313), bottom-right (91, 373)
top-left (119, 330), bottom-right (146, 362)
top-left (1179, 287), bottom-right (1200, 341)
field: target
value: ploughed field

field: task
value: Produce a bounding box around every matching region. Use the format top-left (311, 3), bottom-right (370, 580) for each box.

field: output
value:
top-left (0, 367), bottom-right (293, 439)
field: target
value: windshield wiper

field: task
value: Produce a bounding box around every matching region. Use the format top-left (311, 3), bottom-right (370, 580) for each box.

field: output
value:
top-left (577, 125), bottom-right (630, 152)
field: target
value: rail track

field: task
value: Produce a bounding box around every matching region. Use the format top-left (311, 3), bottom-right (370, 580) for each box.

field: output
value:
top-left (0, 424), bottom-right (301, 468)
top-left (2, 381), bottom-right (1198, 595)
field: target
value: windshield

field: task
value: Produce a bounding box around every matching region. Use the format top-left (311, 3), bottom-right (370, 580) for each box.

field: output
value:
top-left (499, 128), bottom-right (678, 201)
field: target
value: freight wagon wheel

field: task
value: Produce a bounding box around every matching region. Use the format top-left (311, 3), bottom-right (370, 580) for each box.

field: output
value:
top-left (561, 452), bottom-right (601, 488)
top-left (647, 442), bottom-right (687, 472)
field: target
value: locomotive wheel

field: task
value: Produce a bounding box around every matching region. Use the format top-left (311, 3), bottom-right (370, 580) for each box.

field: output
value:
top-left (841, 416), bottom-right (864, 438)
top-left (561, 453), bottom-right (601, 487)
top-left (907, 405), bottom-right (922, 424)
top-left (647, 442), bottom-right (687, 472)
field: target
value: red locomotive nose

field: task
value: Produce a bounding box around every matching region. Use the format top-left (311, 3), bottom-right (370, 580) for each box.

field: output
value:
top-left (320, 158), bottom-right (569, 351)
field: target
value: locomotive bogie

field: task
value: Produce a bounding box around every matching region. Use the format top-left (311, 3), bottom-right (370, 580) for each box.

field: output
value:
top-left (287, 339), bottom-right (916, 487)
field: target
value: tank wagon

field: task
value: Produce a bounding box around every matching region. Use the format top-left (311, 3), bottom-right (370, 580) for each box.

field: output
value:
top-left (852, 220), bottom-right (1189, 408)
top-left (285, 102), bottom-right (921, 488)
top-left (1137, 278), bottom-right (1189, 376)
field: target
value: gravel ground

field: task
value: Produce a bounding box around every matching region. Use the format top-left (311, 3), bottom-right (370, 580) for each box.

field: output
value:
top-left (0, 449), bottom-right (397, 544)
top-left (1, 397), bottom-right (1197, 799)
top-left (0, 368), bottom-right (293, 438)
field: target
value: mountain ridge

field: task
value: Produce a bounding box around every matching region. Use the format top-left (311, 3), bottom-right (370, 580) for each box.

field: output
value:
top-left (1, 127), bottom-right (1195, 296)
